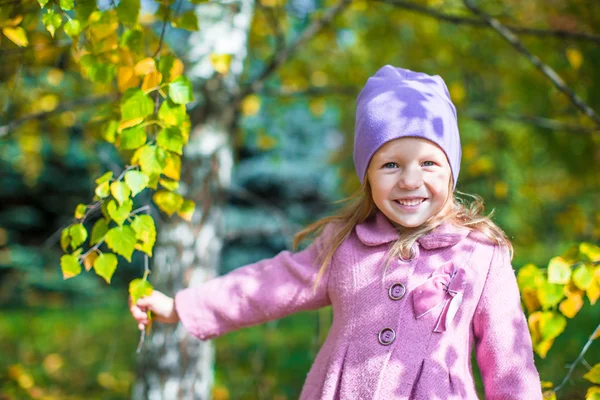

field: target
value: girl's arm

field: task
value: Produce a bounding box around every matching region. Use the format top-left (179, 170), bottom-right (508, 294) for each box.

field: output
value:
top-left (173, 223), bottom-right (335, 340)
top-left (472, 245), bottom-right (543, 400)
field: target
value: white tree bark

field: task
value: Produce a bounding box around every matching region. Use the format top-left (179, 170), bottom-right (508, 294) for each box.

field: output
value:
top-left (132, 1), bottom-right (254, 398)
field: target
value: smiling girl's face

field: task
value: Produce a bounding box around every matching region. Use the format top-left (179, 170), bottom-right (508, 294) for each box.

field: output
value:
top-left (366, 137), bottom-right (453, 228)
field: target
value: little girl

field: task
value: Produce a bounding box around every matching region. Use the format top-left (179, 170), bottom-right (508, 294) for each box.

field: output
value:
top-left (130, 65), bottom-right (543, 399)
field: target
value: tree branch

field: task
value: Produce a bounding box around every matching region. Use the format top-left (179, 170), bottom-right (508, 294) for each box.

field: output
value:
top-left (238, 0), bottom-right (352, 100)
top-left (0, 93), bottom-right (119, 138)
top-left (466, 110), bottom-right (599, 134)
top-left (463, 0), bottom-right (600, 129)
top-left (378, 0), bottom-right (600, 44)
top-left (553, 322), bottom-right (600, 393)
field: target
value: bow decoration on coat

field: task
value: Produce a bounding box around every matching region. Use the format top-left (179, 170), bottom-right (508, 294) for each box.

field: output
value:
top-left (412, 261), bottom-right (466, 333)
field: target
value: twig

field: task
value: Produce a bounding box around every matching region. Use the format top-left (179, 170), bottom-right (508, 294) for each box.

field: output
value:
top-left (463, 0), bottom-right (600, 129)
top-left (136, 192), bottom-right (154, 354)
top-left (553, 322), bottom-right (600, 392)
top-left (257, 1), bottom-right (286, 53)
top-left (0, 93), bottom-right (119, 138)
top-left (466, 110), bottom-right (600, 134)
top-left (377, 0), bottom-right (600, 44)
top-left (238, 0), bottom-right (352, 100)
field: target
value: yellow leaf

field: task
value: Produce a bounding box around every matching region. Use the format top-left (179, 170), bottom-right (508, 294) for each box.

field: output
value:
top-left (494, 181), bottom-right (508, 199)
top-left (587, 386), bottom-right (600, 400)
top-left (310, 70), bottom-right (328, 87)
top-left (3, 26), bottom-right (29, 47)
top-left (118, 117), bottom-right (144, 132)
top-left (587, 276), bottom-right (600, 305)
top-left (169, 58), bottom-right (184, 81)
top-left (558, 293), bottom-right (583, 318)
top-left (241, 94), bottom-right (261, 116)
top-left (4, 15), bottom-right (23, 27)
top-left (566, 48), bottom-right (583, 70)
top-left (210, 53), bottom-right (233, 75)
top-left (309, 98), bottom-right (326, 116)
top-left (39, 93), bottom-right (59, 112)
top-left (162, 152), bottom-right (181, 180)
top-left (521, 288), bottom-right (541, 313)
top-left (542, 390), bottom-right (557, 400)
top-left (256, 130), bottom-right (278, 150)
top-left (449, 81), bottom-right (466, 105)
top-left (84, 252), bottom-right (98, 272)
top-left (118, 66), bottom-right (140, 92)
top-left (135, 57), bottom-right (156, 75)
top-left (142, 71), bottom-right (163, 92)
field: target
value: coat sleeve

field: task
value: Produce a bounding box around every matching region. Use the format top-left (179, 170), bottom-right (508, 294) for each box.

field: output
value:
top-left (173, 224), bottom-right (335, 340)
top-left (472, 244), bottom-right (543, 400)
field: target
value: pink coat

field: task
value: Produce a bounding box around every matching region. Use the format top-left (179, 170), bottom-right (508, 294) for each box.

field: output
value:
top-left (175, 211), bottom-right (542, 399)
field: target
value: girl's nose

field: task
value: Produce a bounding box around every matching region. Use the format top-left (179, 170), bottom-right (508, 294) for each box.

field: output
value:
top-left (398, 168), bottom-right (423, 190)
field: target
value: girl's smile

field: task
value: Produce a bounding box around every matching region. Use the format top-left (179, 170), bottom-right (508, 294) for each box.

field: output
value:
top-left (366, 137), bottom-right (453, 228)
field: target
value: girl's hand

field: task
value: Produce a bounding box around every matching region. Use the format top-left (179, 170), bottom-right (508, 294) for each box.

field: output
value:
top-left (129, 290), bottom-right (179, 331)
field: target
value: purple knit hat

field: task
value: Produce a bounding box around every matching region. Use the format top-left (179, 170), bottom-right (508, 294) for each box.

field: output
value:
top-left (353, 65), bottom-right (461, 190)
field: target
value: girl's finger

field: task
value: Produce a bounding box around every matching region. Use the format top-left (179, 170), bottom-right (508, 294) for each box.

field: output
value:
top-left (138, 323), bottom-right (145, 331)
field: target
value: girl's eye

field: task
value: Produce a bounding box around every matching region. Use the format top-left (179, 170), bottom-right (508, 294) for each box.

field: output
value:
top-left (383, 162), bottom-right (398, 169)
top-left (422, 161), bottom-right (436, 167)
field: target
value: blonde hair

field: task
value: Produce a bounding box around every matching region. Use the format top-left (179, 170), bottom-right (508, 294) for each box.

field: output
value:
top-left (293, 177), bottom-right (513, 289)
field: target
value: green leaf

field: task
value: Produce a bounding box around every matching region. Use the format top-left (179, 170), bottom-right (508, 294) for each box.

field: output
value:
top-left (153, 191), bottom-right (183, 216)
top-left (547, 257), bottom-right (571, 285)
top-left (538, 311), bottom-right (567, 341)
top-left (80, 55), bottom-right (116, 83)
top-left (124, 170), bottom-right (149, 197)
top-left (129, 278), bottom-right (153, 304)
top-left (64, 19), bottom-right (82, 38)
top-left (116, 0), bottom-right (140, 25)
top-left (37, 0), bottom-right (50, 7)
top-left (158, 55), bottom-right (177, 82)
top-left (59, 0), bottom-right (74, 10)
top-left (121, 88), bottom-right (154, 121)
top-left (173, 10), bottom-right (199, 31)
top-left (538, 280), bottom-right (564, 309)
top-left (75, 204), bottom-right (87, 219)
top-left (573, 264), bottom-right (594, 290)
top-left (169, 76), bottom-right (194, 105)
top-left (91, 218), bottom-right (109, 245)
top-left (159, 178), bottom-right (179, 191)
top-left (105, 225), bottom-right (136, 262)
top-left (110, 181), bottom-right (131, 206)
top-left (95, 181), bottom-right (110, 198)
top-left (178, 199), bottom-right (195, 222)
top-left (157, 127), bottom-right (183, 155)
top-left (61, 254), bottom-right (81, 279)
top-left (119, 126), bottom-right (147, 150)
top-left (584, 364), bottom-right (600, 384)
top-left (131, 215), bottom-right (156, 256)
top-left (94, 253), bottom-right (118, 283)
top-left (75, 0), bottom-right (96, 21)
top-left (60, 228), bottom-right (71, 251)
top-left (95, 171), bottom-right (113, 185)
top-left (132, 145), bottom-right (167, 175)
top-left (42, 9), bottom-right (62, 37)
top-left (107, 199), bottom-right (133, 226)
top-left (69, 224), bottom-right (88, 249)
top-left (102, 120), bottom-right (119, 143)
top-left (158, 98), bottom-right (186, 126)
top-left (517, 264), bottom-right (542, 291)
top-left (120, 28), bottom-right (143, 53)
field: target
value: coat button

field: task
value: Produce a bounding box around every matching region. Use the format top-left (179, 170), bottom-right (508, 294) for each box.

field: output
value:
top-left (388, 283), bottom-right (406, 300)
top-left (378, 328), bottom-right (396, 345)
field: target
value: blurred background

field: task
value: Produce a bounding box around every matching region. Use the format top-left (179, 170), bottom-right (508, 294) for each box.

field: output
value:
top-left (0, 0), bottom-right (599, 398)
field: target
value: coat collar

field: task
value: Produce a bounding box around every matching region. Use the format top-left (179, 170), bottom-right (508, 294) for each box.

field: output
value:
top-left (354, 211), bottom-right (470, 250)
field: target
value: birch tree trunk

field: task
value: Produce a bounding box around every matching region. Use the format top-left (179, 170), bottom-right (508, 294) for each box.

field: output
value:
top-left (132, 1), bottom-right (254, 398)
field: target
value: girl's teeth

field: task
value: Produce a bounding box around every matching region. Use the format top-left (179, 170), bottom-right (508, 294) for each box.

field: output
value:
top-left (397, 199), bottom-right (424, 206)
